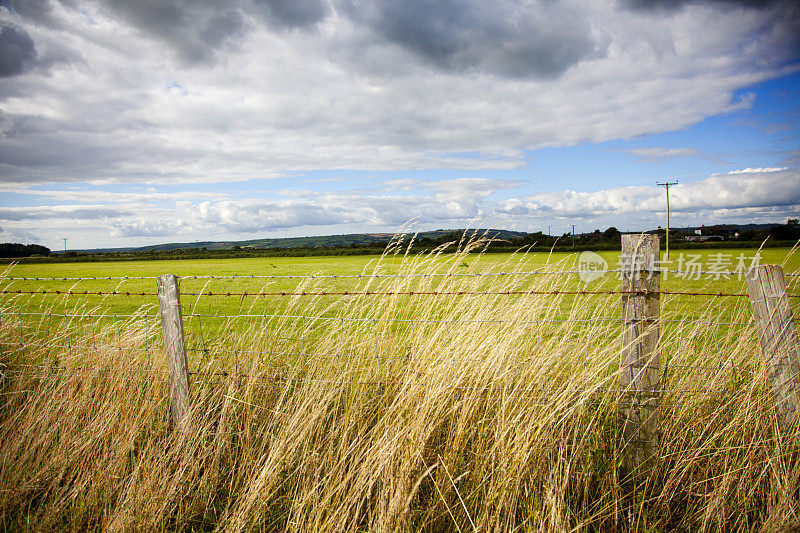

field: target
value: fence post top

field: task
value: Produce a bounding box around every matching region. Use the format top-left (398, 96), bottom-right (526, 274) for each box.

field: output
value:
top-left (156, 274), bottom-right (181, 292)
top-left (747, 264), bottom-right (783, 277)
top-left (621, 233), bottom-right (659, 243)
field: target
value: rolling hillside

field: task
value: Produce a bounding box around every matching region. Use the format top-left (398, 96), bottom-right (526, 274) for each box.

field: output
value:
top-left (77, 229), bottom-right (531, 253)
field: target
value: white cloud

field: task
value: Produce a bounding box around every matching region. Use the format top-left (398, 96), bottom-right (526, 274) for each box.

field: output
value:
top-left (0, 1), bottom-right (797, 184)
top-left (110, 218), bottom-right (190, 238)
top-left (0, 204), bottom-right (134, 220)
top-left (727, 167), bottom-right (788, 174)
top-left (2, 167), bottom-right (797, 247)
top-left (615, 147), bottom-right (713, 163)
top-left (53, 169), bottom-right (798, 242)
top-left (7, 189), bottom-right (231, 203)
top-left (499, 167), bottom-right (800, 221)
top-left (7, 228), bottom-right (41, 243)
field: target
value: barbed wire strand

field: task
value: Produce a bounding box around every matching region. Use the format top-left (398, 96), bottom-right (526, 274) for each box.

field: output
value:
top-left (0, 364), bottom-right (741, 396)
top-left (0, 312), bottom-right (158, 319)
top-left (0, 369), bottom-right (756, 415)
top-left (4, 270), bottom-right (616, 282)
top-left (0, 341), bottom-right (161, 353)
top-left (186, 347), bottom-right (757, 372)
top-left (0, 341), bottom-right (756, 373)
top-left (0, 310), bottom-right (754, 327)
top-left (1, 369), bottom-right (162, 383)
top-left (3, 288), bottom-right (788, 298)
top-left (2, 267), bottom-right (795, 282)
top-left (1, 362), bottom-right (167, 375)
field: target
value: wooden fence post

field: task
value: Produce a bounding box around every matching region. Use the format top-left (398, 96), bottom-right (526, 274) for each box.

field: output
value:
top-left (157, 274), bottom-right (190, 429)
top-left (745, 265), bottom-right (800, 430)
top-left (620, 234), bottom-right (661, 483)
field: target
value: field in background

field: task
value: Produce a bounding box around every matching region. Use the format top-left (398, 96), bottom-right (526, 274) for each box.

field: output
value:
top-left (1, 242), bottom-right (799, 531)
top-left (3, 245), bottom-right (797, 306)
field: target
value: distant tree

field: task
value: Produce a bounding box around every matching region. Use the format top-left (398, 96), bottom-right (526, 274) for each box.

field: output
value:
top-left (26, 244), bottom-right (50, 256)
top-left (603, 227), bottom-right (621, 241)
top-left (770, 222), bottom-right (800, 241)
top-left (0, 243), bottom-right (52, 258)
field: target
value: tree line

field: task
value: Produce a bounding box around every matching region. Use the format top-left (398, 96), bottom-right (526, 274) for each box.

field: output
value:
top-left (0, 243), bottom-right (51, 258)
top-left (2, 221), bottom-right (798, 262)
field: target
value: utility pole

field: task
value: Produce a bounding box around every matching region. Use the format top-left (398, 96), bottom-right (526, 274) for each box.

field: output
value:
top-left (62, 237), bottom-right (69, 253)
top-left (571, 224), bottom-right (575, 247)
top-left (657, 181), bottom-right (678, 259)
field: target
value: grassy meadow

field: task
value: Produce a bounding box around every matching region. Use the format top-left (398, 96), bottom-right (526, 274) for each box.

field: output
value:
top-left (1, 240), bottom-right (799, 531)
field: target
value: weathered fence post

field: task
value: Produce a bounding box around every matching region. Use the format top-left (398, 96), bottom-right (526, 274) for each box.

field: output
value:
top-left (745, 265), bottom-right (800, 430)
top-left (620, 234), bottom-right (661, 483)
top-left (157, 274), bottom-right (190, 429)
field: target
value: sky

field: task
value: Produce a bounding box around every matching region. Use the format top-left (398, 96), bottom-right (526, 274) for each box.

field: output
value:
top-left (0, 0), bottom-right (799, 250)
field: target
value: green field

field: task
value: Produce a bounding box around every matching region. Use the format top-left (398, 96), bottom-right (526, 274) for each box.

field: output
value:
top-left (3, 246), bottom-right (797, 309)
top-left (2, 246), bottom-right (797, 381)
top-left (1, 245), bottom-right (799, 530)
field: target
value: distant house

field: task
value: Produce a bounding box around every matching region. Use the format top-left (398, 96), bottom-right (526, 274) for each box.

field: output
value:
top-left (684, 225), bottom-right (739, 242)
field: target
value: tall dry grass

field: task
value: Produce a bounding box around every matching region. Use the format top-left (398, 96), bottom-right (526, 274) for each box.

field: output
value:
top-left (1, 239), bottom-right (799, 531)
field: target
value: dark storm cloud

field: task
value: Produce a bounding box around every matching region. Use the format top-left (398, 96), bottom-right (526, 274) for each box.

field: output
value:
top-left (99, 0), bottom-right (246, 65)
top-left (0, 22), bottom-right (37, 77)
top-left (0, 111), bottom-right (212, 185)
top-left (254, 0), bottom-right (331, 29)
top-left (95, 0), bottom-right (328, 65)
top-left (0, 0), bottom-right (55, 25)
top-left (2, 0), bottom-right (330, 64)
top-left (0, 0), bottom-right (797, 192)
top-left (621, 0), bottom-right (782, 11)
top-left (339, 0), bottom-right (604, 79)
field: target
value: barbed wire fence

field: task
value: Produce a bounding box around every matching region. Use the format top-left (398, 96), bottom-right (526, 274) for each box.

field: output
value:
top-left (0, 262), bottom-right (791, 363)
top-left (1, 235), bottom-right (799, 481)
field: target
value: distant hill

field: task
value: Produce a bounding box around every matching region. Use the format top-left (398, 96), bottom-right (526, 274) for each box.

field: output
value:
top-left (75, 229), bottom-right (530, 253)
top-left (672, 223), bottom-right (780, 234)
top-left (53, 221), bottom-right (797, 256)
